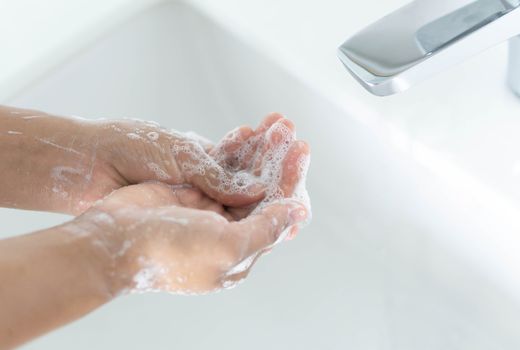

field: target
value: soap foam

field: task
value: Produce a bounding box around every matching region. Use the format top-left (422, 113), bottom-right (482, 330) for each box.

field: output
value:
top-left (214, 121), bottom-right (311, 220)
top-left (131, 256), bottom-right (169, 294)
top-left (171, 137), bottom-right (259, 199)
top-left (98, 118), bottom-right (311, 295)
top-left (171, 121), bottom-right (311, 223)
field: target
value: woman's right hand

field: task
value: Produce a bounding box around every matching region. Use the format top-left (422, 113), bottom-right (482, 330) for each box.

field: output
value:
top-left (70, 183), bottom-right (308, 295)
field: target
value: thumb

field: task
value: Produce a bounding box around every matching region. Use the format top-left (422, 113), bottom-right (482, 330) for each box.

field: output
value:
top-left (231, 200), bottom-right (308, 258)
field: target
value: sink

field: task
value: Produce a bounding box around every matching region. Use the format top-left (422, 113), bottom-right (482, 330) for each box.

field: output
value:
top-left (3, 1), bottom-right (520, 349)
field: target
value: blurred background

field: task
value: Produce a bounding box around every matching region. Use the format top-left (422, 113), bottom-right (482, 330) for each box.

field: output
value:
top-left (2, 0), bottom-right (520, 349)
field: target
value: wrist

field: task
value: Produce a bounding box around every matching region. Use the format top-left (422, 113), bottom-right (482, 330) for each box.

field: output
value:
top-left (62, 120), bottom-right (128, 213)
top-left (91, 119), bottom-right (184, 185)
top-left (62, 211), bottom-right (133, 297)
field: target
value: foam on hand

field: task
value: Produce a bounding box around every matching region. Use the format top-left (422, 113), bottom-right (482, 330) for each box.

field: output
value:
top-left (78, 117), bottom-right (311, 295)
top-left (217, 121), bottom-right (310, 221)
top-left (218, 121), bottom-right (311, 278)
top-left (172, 121), bottom-right (311, 228)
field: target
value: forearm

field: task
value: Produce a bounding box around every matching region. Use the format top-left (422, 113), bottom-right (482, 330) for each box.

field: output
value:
top-left (0, 221), bottom-right (116, 350)
top-left (0, 106), bottom-right (116, 214)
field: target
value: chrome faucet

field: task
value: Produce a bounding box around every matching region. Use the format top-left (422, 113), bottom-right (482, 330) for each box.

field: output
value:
top-left (337, 0), bottom-right (520, 96)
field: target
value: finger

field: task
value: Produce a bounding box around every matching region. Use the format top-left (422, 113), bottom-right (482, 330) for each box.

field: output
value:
top-left (235, 134), bottom-right (262, 171)
top-left (171, 187), bottom-right (233, 219)
top-left (221, 251), bottom-right (263, 288)
top-left (182, 131), bottom-right (214, 153)
top-left (209, 126), bottom-right (253, 158)
top-left (190, 166), bottom-right (265, 207)
top-left (255, 113), bottom-right (284, 134)
top-left (221, 240), bottom-right (279, 288)
top-left (279, 140), bottom-right (310, 197)
top-left (227, 206), bottom-right (255, 221)
top-left (210, 113), bottom-right (285, 172)
top-left (252, 118), bottom-right (296, 176)
top-left (230, 201), bottom-right (308, 258)
top-left (261, 247), bottom-right (274, 255)
top-left (211, 114), bottom-right (289, 174)
top-left (173, 140), bottom-right (265, 207)
top-left (268, 118), bottom-right (295, 145)
top-left (287, 225), bottom-right (299, 241)
top-left (209, 126), bottom-right (256, 170)
top-left (245, 113), bottom-right (286, 172)
top-left (215, 113), bottom-right (287, 171)
top-left (200, 200), bottom-right (234, 220)
top-left (97, 183), bottom-right (180, 210)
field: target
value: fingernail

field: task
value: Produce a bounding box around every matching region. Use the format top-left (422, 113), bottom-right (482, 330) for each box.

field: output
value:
top-left (289, 205), bottom-right (307, 225)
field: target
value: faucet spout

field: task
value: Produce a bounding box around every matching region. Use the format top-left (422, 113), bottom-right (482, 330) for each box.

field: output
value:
top-left (338, 0), bottom-right (520, 96)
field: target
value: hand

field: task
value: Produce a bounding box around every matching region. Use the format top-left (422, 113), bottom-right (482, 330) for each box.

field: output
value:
top-left (0, 110), bottom-right (311, 347)
top-left (0, 182), bottom-right (308, 349)
top-left (0, 106), bottom-right (310, 223)
top-left (207, 113), bottom-right (311, 238)
top-left (72, 183), bottom-right (308, 295)
top-left (77, 113), bottom-right (308, 215)
top-left (73, 113), bottom-right (311, 294)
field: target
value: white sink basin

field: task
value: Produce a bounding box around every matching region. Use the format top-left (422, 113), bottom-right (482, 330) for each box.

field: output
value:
top-left (3, 1), bottom-right (520, 349)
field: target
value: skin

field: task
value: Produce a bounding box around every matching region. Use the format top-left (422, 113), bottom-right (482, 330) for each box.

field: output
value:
top-left (0, 106), bottom-right (301, 214)
top-left (0, 184), bottom-right (308, 350)
top-left (0, 106), bottom-right (311, 349)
